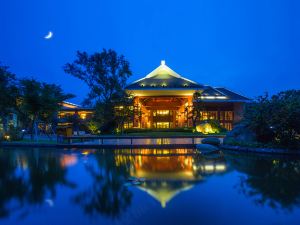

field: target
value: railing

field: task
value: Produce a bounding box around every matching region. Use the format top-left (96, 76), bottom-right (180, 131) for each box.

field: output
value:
top-left (58, 135), bottom-right (224, 147)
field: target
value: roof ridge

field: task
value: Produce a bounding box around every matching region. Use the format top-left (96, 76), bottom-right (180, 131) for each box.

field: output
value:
top-left (146, 63), bottom-right (181, 78)
top-left (215, 87), bottom-right (251, 100)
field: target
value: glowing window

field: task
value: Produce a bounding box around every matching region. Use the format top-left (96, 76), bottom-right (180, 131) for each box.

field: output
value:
top-left (156, 122), bottom-right (169, 128)
top-left (80, 113), bottom-right (87, 119)
top-left (156, 110), bottom-right (170, 116)
top-left (220, 111), bottom-right (233, 121)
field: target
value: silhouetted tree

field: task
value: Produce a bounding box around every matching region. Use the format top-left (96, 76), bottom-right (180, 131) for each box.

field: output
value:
top-left (0, 64), bottom-right (19, 133)
top-left (64, 49), bottom-right (132, 133)
top-left (243, 90), bottom-right (300, 148)
top-left (186, 91), bottom-right (205, 127)
top-left (18, 79), bottom-right (74, 141)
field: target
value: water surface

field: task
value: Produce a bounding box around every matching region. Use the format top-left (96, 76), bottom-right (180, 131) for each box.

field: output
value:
top-left (0, 147), bottom-right (300, 225)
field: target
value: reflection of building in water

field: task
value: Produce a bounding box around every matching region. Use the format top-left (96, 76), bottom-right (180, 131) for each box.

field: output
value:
top-left (139, 181), bottom-right (194, 208)
top-left (114, 149), bottom-right (227, 208)
top-left (60, 154), bottom-right (78, 167)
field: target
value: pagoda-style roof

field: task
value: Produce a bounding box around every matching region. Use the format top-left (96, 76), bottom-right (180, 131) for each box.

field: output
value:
top-left (126, 61), bottom-right (251, 102)
top-left (126, 60), bottom-right (203, 90)
top-left (137, 181), bottom-right (196, 208)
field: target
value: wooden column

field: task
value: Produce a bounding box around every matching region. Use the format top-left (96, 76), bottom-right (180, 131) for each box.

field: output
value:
top-left (187, 96), bottom-right (193, 127)
top-left (133, 97), bottom-right (140, 128)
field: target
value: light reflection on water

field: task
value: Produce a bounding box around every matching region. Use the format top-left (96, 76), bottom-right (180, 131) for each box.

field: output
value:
top-left (0, 147), bottom-right (300, 225)
top-left (83, 137), bottom-right (223, 145)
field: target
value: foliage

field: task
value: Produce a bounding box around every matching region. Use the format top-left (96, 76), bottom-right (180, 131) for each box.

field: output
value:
top-left (114, 93), bottom-right (134, 133)
top-left (196, 119), bottom-right (226, 134)
top-left (186, 91), bottom-right (205, 126)
top-left (18, 79), bottom-right (74, 141)
top-left (207, 119), bottom-right (227, 132)
top-left (0, 65), bottom-right (19, 133)
top-left (64, 49), bottom-right (132, 133)
top-left (64, 49), bottom-right (131, 105)
top-left (6, 126), bottom-right (23, 141)
top-left (87, 120), bottom-right (101, 135)
top-left (243, 90), bottom-right (300, 149)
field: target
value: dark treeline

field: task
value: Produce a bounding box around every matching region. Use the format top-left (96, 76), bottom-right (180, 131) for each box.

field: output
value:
top-left (0, 64), bottom-right (73, 141)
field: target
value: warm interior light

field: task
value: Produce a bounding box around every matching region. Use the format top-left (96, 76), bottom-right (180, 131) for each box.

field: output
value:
top-left (80, 113), bottom-right (87, 119)
top-left (4, 135), bottom-right (10, 140)
top-left (82, 151), bottom-right (89, 155)
top-left (200, 96), bottom-right (227, 99)
top-left (215, 164), bottom-right (226, 171)
top-left (204, 165), bottom-right (214, 171)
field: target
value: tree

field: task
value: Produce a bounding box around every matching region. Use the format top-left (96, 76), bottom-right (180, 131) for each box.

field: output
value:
top-left (114, 92), bottom-right (134, 133)
top-left (18, 79), bottom-right (74, 141)
top-left (243, 90), bottom-right (300, 148)
top-left (64, 49), bottom-right (131, 106)
top-left (186, 91), bottom-right (205, 127)
top-left (64, 49), bottom-right (132, 133)
top-left (0, 65), bottom-right (19, 134)
top-left (269, 90), bottom-right (300, 148)
top-left (243, 94), bottom-right (274, 143)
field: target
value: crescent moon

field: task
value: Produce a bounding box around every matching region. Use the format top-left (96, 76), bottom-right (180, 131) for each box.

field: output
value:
top-left (44, 31), bottom-right (53, 39)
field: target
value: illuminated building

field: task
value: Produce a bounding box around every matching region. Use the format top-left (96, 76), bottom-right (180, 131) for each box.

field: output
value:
top-left (57, 101), bottom-right (94, 135)
top-left (126, 60), bottom-right (250, 130)
top-left (114, 149), bottom-right (227, 208)
top-left (59, 61), bottom-right (250, 133)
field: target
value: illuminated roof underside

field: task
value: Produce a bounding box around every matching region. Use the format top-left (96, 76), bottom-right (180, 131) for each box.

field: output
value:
top-left (126, 61), bottom-right (250, 102)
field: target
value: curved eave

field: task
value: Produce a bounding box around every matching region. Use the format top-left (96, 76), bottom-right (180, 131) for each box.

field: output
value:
top-left (126, 87), bottom-right (201, 91)
top-left (200, 99), bottom-right (252, 103)
top-left (126, 89), bottom-right (198, 96)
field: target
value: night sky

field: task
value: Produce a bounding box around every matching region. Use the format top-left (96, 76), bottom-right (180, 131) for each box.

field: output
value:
top-left (1, 0), bottom-right (300, 104)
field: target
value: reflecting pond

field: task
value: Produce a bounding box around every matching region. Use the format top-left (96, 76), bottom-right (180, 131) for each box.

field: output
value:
top-left (0, 147), bottom-right (300, 225)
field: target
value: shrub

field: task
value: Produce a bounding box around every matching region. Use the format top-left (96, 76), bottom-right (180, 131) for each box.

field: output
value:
top-left (87, 120), bottom-right (101, 134)
top-left (196, 120), bottom-right (226, 134)
top-left (1, 126), bottom-right (23, 141)
top-left (243, 90), bottom-right (300, 149)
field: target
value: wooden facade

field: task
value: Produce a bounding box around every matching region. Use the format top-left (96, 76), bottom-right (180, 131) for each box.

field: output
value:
top-left (126, 61), bottom-right (250, 130)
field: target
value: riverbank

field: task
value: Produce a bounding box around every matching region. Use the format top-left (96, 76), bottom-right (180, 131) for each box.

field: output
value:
top-left (221, 144), bottom-right (300, 156)
top-left (0, 141), bottom-right (197, 149)
top-left (1, 134), bottom-right (219, 149)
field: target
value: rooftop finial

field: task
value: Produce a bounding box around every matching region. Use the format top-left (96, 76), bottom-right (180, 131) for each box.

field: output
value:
top-left (161, 60), bottom-right (166, 66)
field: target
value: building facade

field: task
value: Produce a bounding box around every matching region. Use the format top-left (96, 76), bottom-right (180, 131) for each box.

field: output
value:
top-left (125, 61), bottom-right (250, 130)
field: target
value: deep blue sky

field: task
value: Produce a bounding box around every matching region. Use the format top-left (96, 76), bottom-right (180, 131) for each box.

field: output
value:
top-left (1, 0), bottom-right (300, 104)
